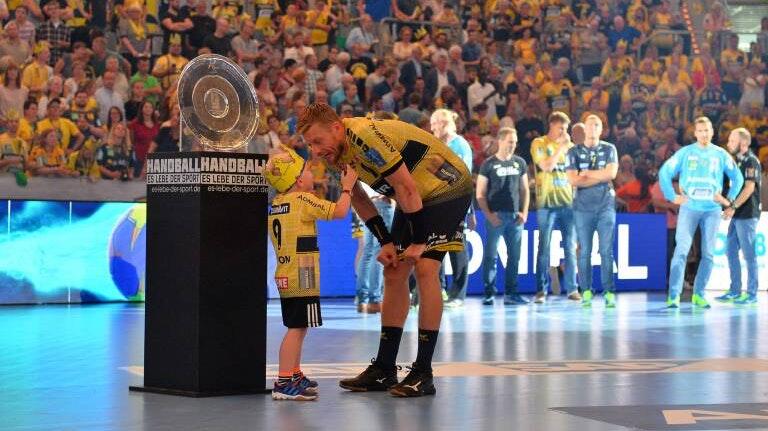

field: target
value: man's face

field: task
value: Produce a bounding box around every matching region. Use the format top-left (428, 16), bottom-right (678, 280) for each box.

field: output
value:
top-left (436, 56), bottom-right (448, 70)
top-left (549, 121), bottom-right (567, 139)
top-left (15, 7), bottom-right (27, 21)
top-left (48, 103), bottom-right (60, 119)
top-left (6, 119), bottom-right (18, 134)
top-left (499, 134), bottom-right (517, 153)
top-left (217, 18), bottom-right (229, 34)
top-left (694, 122), bottom-right (714, 144)
top-left (430, 117), bottom-right (446, 137)
top-left (584, 117), bottom-right (603, 141)
top-left (362, 16), bottom-right (373, 30)
top-left (305, 122), bottom-right (343, 165)
top-left (47, 3), bottom-right (60, 20)
top-left (76, 92), bottom-right (88, 106)
top-left (25, 104), bottom-right (37, 118)
top-left (103, 72), bottom-right (116, 89)
top-left (726, 130), bottom-right (744, 154)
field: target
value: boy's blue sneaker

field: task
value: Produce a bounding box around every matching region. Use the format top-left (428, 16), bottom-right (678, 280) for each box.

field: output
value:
top-left (295, 374), bottom-right (318, 394)
top-left (734, 294), bottom-right (757, 305)
top-left (272, 380), bottom-right (318, 401)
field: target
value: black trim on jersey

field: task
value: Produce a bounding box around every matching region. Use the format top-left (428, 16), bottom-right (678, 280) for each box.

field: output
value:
top-left (401, 140), bottom-right (429, 171)
top-left (379, 159), bottom-right (404, 178)
top-left (296, 236), bottom-right (319, 253)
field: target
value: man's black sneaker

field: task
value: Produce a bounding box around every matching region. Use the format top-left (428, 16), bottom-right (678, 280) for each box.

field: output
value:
top-left (339, 360), bottom-right (398, 392)
top-left (389, 364), bottom-right (436, 397)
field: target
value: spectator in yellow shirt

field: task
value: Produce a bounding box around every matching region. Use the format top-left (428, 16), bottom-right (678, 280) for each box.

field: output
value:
top-left (514, 28), bottom-right (538, 67)
top-left (28, 129), bottom-right (73, 177)
top-left (638, 58), bottom-right (660, 91)
top-left (17, 100), bottom-right (38, 144)
top-left (582, 77), bottom-right (610, 112)
top-left (36, 98), bottom-right (84, 154)
top-left (21, 42), bottom-right (52, 99)
top-left (540, 67), bottom-right (575, 115)
top-left (66, 144), bottom-right (101, 180)
top-left (306, 0), bottom-right (333, 61)
top-left (0, 111), bottom-right (28, 174)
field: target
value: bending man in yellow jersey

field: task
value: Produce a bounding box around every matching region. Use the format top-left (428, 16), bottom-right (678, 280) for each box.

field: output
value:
top-left (298, 104), bottom-right (472, 398)
top-left (265, 145), bottom-right (357, 401)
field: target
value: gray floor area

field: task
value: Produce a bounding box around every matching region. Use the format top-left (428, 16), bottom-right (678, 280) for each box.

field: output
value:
top-left (0, 292), bottom-right (766, 431)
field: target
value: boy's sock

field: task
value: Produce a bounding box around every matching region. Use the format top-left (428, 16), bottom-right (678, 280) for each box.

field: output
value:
top-left (373, 326), bottom-right (403, 371)
top-left (291, 367), bottom-right (303, 381)
top-left (277, 371), bottom-right (293, 386)
top-left (414, 329), bottom-right (439, 372)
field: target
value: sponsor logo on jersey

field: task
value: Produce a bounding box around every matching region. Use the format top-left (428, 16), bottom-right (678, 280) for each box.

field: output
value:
top-left (270, 203), bottom-right (290, 215)
top-left (276, 277), bottom-right (289, 290)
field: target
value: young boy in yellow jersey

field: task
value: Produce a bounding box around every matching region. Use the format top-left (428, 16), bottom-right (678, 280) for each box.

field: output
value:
top-left (264, 145), bottom-right (357, 401)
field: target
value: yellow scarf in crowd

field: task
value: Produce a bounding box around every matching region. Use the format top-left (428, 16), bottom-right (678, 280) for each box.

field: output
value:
top-left (128, 19), bottom-right (146, 40)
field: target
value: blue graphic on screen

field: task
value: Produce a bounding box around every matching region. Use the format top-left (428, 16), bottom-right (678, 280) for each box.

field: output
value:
top-left (0, 200), bottom-right (146, 304)
top-left (0, 199), bottom-right (669, 304)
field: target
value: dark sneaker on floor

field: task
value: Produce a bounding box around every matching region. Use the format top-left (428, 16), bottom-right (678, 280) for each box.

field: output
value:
top-left (734, 294), bottom-right (757, 305)
top-left (389, 364), bottom-right (436, 398)
top-left (482, 296), bottom-right (495, 305)
top-left (339, 360), bottom-right (398, 392)
top-left (503, 294), bottom-right (529, 305)
top-left (715, 292), bottom-right (740, 302)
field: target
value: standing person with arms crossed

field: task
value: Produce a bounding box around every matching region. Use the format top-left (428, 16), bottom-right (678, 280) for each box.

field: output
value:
top-left (477, 127), bottom-right (531, 305)
top-left (265, 145), bottom-right (358, 401)
top-left (717, 127), bottom-right (762, 305)
top-left (566, 115), bottom-right (619, 307)
top-left (298, 103), bottom-right (472, 397)
top-left (530, 111), bottom-right (580, 304)
top-left (658, 116), bottom-right (744, 309)
top-left (430, 109), bottom-right (474, 308)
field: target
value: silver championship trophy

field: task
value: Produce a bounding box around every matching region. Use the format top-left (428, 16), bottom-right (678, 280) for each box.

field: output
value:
top-left (177, 54), bottom-right (260, 152)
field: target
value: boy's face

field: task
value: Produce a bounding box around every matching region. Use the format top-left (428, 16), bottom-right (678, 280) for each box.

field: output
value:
top-left (295, 165), bottom-right (314, 192)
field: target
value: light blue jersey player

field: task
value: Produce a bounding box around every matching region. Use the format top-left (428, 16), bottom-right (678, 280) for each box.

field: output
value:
top-left (658, 117), bottom-right (744, 308)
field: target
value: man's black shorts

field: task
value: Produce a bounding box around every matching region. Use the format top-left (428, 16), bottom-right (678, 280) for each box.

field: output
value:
top-left (280, 296), bottom-right (322, 328)
top-left (390, 192), bottom-right (472, 261)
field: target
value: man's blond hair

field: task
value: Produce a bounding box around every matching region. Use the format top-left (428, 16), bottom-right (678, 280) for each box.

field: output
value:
top-left (731, 127), bottom-right (752, 144)
top-left (297, 103), bottom-right (341, 134)
top-left (694, 116), bottom-right (713, 127)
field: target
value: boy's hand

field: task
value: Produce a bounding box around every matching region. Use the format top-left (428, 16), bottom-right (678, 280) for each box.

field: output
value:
top-left (340, 164), bottom-right (358, 189)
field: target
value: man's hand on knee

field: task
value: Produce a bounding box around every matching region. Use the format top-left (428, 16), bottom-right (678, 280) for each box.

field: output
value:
top-left (403, 243), bottom-right (426, 264)
top-left (378, 243), bottom-right (398, 267)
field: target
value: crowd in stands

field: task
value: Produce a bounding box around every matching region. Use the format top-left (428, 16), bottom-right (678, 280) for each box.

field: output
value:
top-left (0, 0), bottom-right (766, 211)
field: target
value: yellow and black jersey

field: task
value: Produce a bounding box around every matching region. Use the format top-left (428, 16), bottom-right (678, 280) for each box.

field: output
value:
top-left (268, 192), bottom-right (336, 298)
top-left (339, 117), bottom-right (473, 204)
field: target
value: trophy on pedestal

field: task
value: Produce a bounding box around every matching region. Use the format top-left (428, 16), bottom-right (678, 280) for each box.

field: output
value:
top-left (132, 55), bottom-right (269, 397)
top-left (177, 54), bottom-right (260, 152)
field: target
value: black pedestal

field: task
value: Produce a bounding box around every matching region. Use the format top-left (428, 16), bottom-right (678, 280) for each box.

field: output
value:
top-left (130, 152), bottom-right (270, 397)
